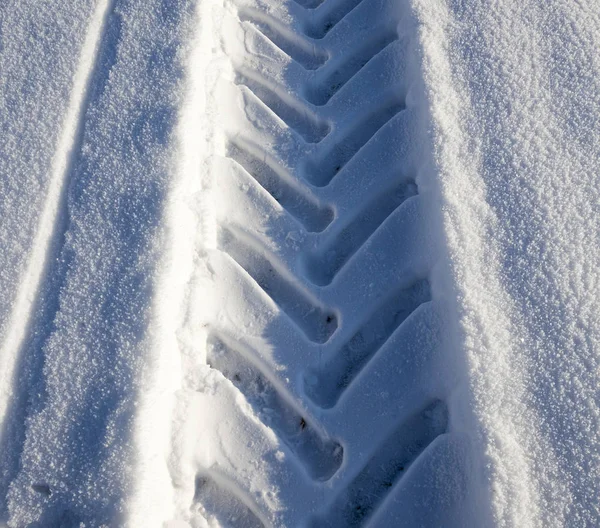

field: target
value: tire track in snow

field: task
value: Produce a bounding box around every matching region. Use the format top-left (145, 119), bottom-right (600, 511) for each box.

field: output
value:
top-left (207, 332), bottom-right (343, 480)
top-left (0, 0), bottom-right (114, 444)
top-left (169, 0), bottom-right (470, 524)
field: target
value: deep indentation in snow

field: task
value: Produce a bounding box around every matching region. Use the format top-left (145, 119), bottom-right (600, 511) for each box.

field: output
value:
top-left (304, 279), bottom-right (430, 408)
top-left (31, 483), bottom-right (51, 497)
top-left (311, 400), bottom-right (448, 526)
top-left (219, 227), bottom-right (338, 343)
top-left (207, 332), bottom-right (343, 481)
top-left (304, 179), bottom-right (417, 285)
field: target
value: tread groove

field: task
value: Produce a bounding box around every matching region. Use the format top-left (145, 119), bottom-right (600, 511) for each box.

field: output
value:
top-left (219, 227), bottom-right (337, 343)
top-left (207, 332), bottom-right (343, 481)
top-left (304, 280), bottom-right (430, 408)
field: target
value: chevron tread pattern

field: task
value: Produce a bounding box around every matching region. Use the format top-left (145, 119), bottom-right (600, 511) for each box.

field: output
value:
top-left (186, 0), bottom-right (455, 524)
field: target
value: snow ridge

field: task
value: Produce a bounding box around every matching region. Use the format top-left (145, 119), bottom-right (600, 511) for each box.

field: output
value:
top-left (1, 0), bottom-right (194, 525)
top-left (0, 0), bottom-right (113, 453)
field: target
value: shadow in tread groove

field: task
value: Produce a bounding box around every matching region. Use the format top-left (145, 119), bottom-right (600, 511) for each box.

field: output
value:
top-left (304, 179), bottom-right (418, 286)
top-left (207, 333), bottom-right (343, 481)
top-left (304, 279), bottom-right (430, 408)
top-left (219, 227), bottom-right (337, 343)
top-left (303, 0), bottom-right (366, 39)
top-left (305, 29), bottom-right (398, 106)
top-left (193, 473), bottom-right (264, 527)
top-left (227, 139), bottom-right (333, 232)
top-left (239, 8), bottom-right (328, 70)
top-left (303, 97), bottom-right (404, 187)
top-left (237, 69), bottom-right (330, 143)
top-left (310, 400), bottom-right (449, 526)
top-left (292, 0), bottom-right (323, 8)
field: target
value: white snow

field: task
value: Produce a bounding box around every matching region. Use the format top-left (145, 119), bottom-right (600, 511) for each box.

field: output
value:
top-left (0, 0), bottom-right (112, 465)
top-left (414, 0), bottom-right (600, 525)
top-left (0, 0), bottom-right (599, 526)
top-left (0, 0), bottom-right (194, 525)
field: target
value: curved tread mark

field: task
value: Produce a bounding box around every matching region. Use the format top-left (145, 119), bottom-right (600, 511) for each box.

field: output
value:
top-left (239, 8), bottom-right (328, 70)
top-left (219, 227), bottom-right (337, 344)
top-left (207, 333), bottom-right (343, 481)
top-left (193, 473), bottom-right (265, 528)
top-left (305, 29), bottom-right (398, 106)
top-left (303, 0), bottom-right (366, 39)
top-left (310, 400), bottom-right (449, 526)
top-left (304, 280), bottom-right (430, 408)
top-left (303, 97), bottom-right (405, 187)
top-left (304, 179), bottom-right (418, 286)
top-left (227, 139), bottom-right (333, 232)
top-left (236, 68), bottom-right (330, 143)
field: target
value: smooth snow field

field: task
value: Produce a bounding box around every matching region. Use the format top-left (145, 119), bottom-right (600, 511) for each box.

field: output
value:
top-left (0, 0), bottom-right (599, 526)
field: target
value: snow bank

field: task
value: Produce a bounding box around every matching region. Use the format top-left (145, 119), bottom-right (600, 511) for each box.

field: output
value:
top-left (413, 0), bottom-right (600, 525)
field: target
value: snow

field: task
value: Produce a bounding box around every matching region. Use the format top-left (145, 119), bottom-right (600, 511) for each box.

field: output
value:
top-left (414, 0), bottom-right (600, 525)
top-left (0, 0), bottom-right (194, 525)
top-left (0, 0), bottom-right (599, 526)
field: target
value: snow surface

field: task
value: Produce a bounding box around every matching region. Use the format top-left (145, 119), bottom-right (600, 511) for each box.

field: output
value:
top-left (0, 0), bottom-right (598, 526)
top-left (414, 1), bottom-right (600, 525)
top-left (0, 0), bottom-right (194, 525)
